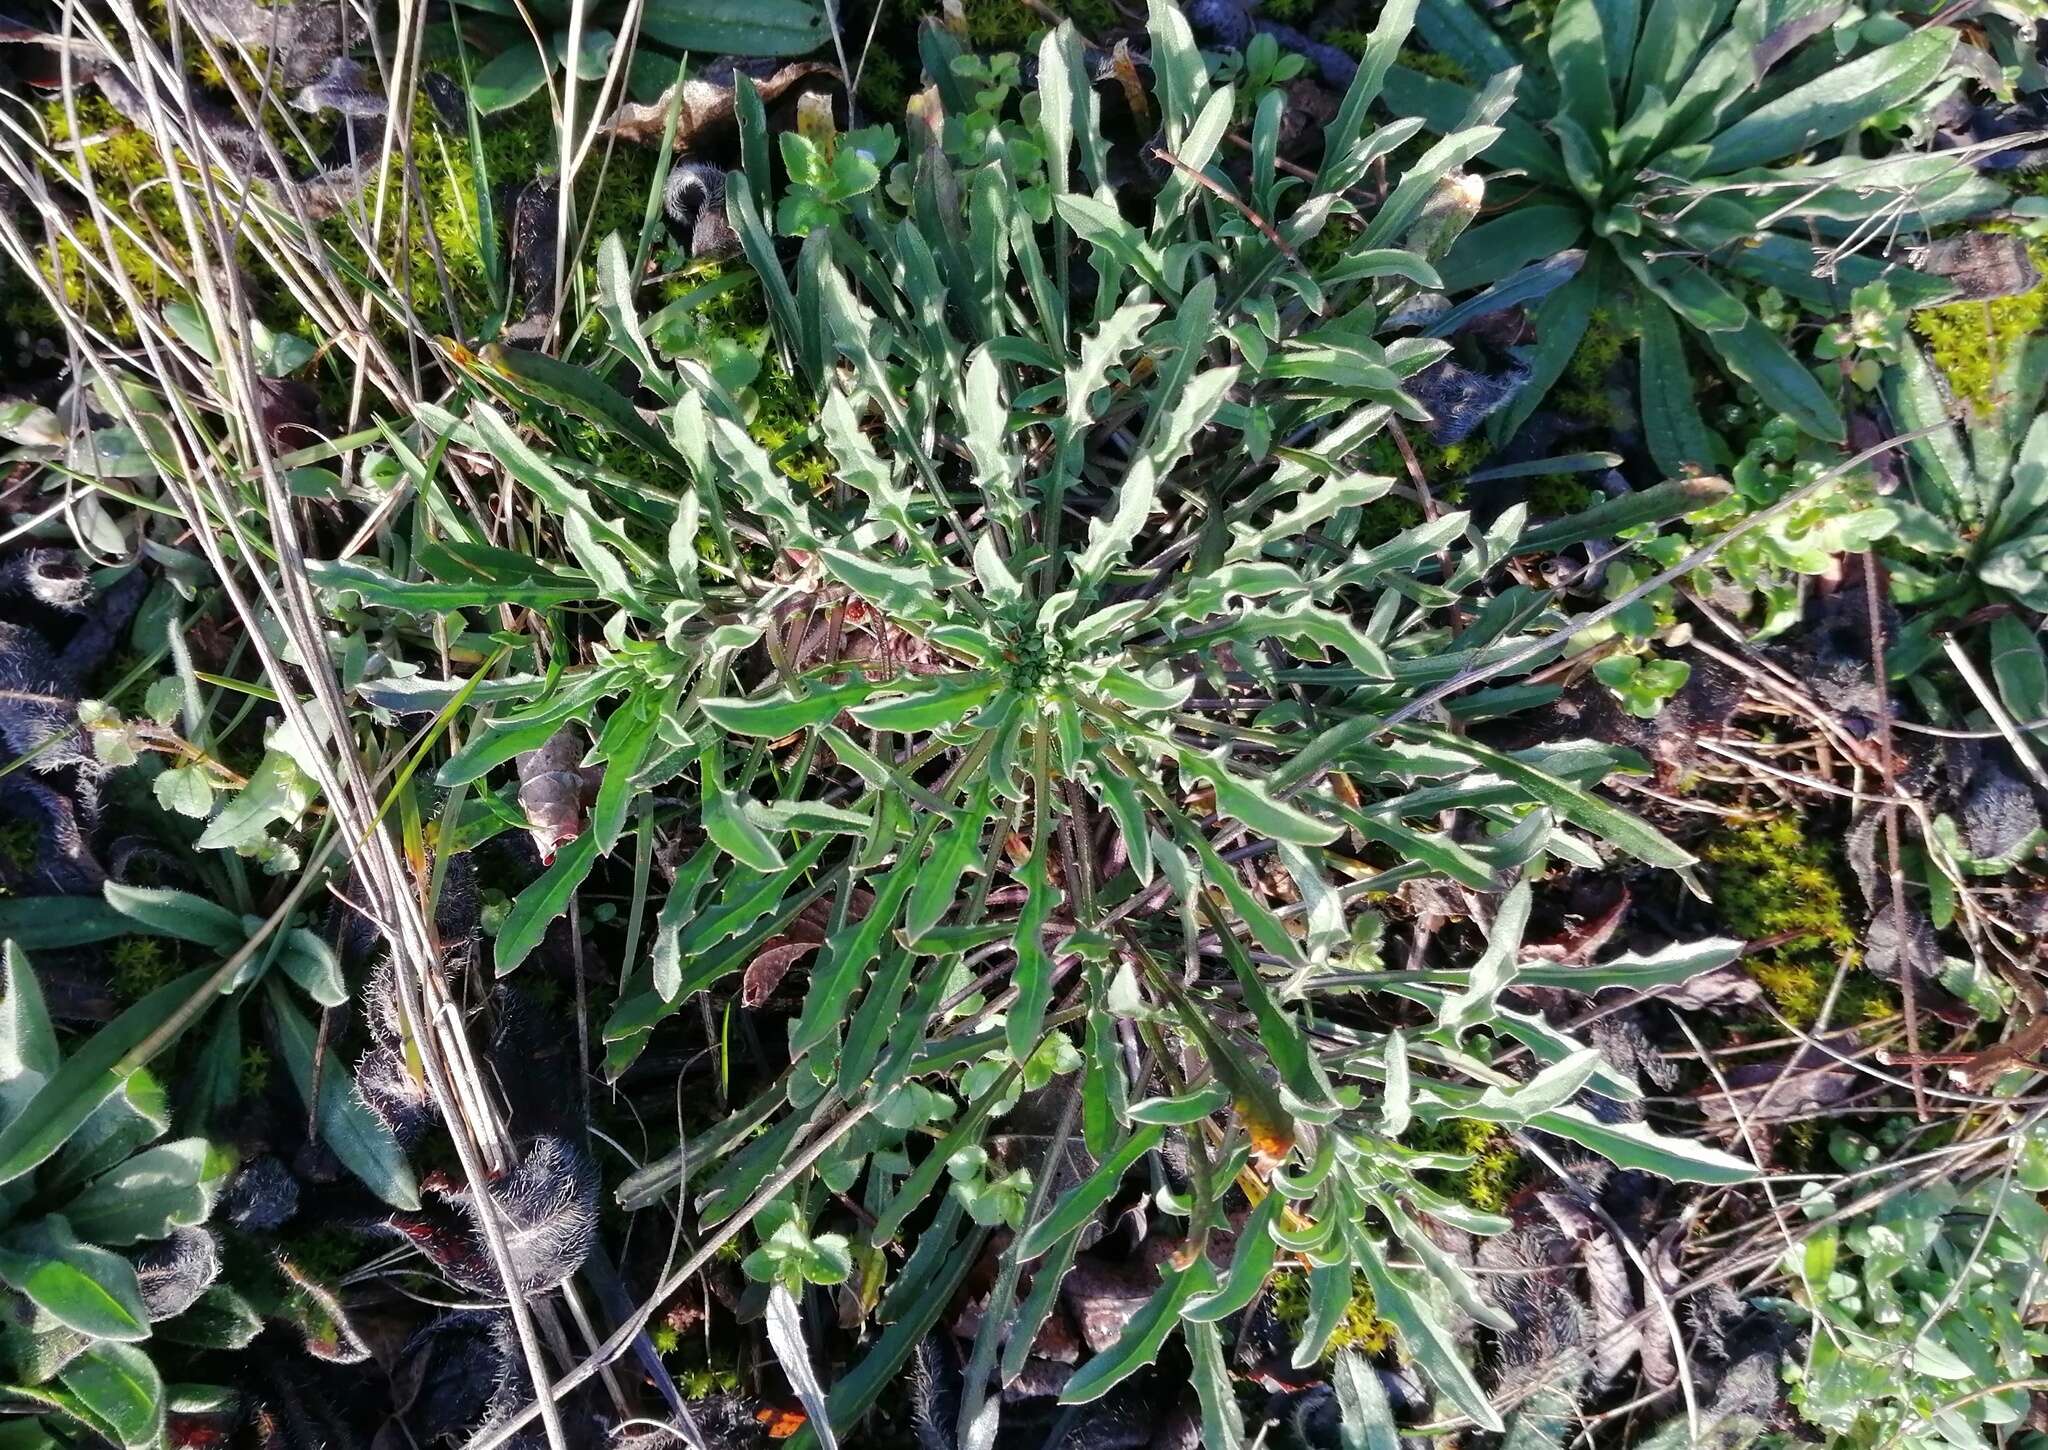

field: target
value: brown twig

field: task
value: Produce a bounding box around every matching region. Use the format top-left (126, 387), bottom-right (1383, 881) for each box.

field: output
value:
top-left (1861, 552), bottom-right (1927, 1122)
top-left (1148, 143), bottom-right (1299, 263)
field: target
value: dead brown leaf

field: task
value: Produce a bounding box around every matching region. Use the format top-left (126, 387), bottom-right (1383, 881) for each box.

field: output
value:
top-left (599, 60), bottom-right (839, 151)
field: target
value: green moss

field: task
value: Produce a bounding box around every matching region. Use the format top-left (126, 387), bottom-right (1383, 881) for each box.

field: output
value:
top-left (1526, 473), bottom-right (1599, 516)
top-left (30, 78), bottom-right (326, 338)
top-left (0, 820), bottom-right (35, 874)
top-left (675, 1366), bottom-right (742, 1399)
top-left (1350, 433), bottom-right (1484, 545)
top-left (859, 50), bottom-right (914, 118)
top-left (1384, 45), bottom-right (1469, 83)
top-left (1910, 238), bottom-right (2048, 415)
top-left (1549, 306), bottom-right (1631, 426)
top-left (1259, 0), bottom-right (1316, 20)
top-left (905, 0), bottom-right (1044, 51)
top-left (1267, 1268), bottom-right (1397, 1357)
top-left (278, 1225), bottom-right (366, 1284)
top-left (108, 936), bottom-right (180, 1002)
top-left (240, 1044), bottom-right (272, 1097)
top-left (1700, 816), bottom-right (1889, 1027)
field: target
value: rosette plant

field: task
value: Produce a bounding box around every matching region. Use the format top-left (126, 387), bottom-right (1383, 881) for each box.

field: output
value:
top-left (1385, 0), bottom-right (1996, 472)
top-left (1885, 331), bottom-right (2048, 627)
top-left (0, 945), bottom-right (229, 1449)
top-left (312, 2), bottom-right (1756, 1437)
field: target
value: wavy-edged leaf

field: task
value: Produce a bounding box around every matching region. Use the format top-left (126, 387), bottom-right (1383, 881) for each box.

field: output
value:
top-left (1058, 1255), bottom-right (1216, 1404)
top-left (1179, 748), bottom-right (1339, 846)
top-left (790, 835), bottom-right (928, 1060)
top-left (1414, 731), bottom-right (1692, 868)
top-left (494, 833), bottom-right (601, 975)
top-left (1016, 1125), bottom-right (1163, 1261)
top-left (1352, 1225), bottom-right (1503, 1432)
top-left (849, 673), bottom-right (1000, 733)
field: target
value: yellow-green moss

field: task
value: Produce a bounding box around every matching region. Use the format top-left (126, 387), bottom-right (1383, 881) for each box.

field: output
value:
top-left (1700, 816), bottom-right (1890, 1027)
top-left (901, 0), bottom-right (1114, 52)
top-left (1551, 306), bottom-right (1630, 426)
top-left (749, 361), bottom-right (834, 489)
top-left (319, 81), bottom-right (660, 342)
top-left (1383, 45), bottom-right (1469, 83)
top-left (1406, 1117), bottom-right (1526, 1214)
top-left (1527, 473), bottom-right (1599, 515)
top-left (1351, 434), bottom-right (1483, 545)
top-left (1567, 307), bottom-right (1625, 388)
top-left (34, 96), bottom-right (190, 334)
top-left (1909, 238), bottom-right (2048, 415)
top-left (1267, 1268), bottom-right (1397, 1357)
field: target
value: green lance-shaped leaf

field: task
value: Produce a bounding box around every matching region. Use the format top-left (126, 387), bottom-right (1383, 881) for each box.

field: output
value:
top-left (0, 968), bottom-right (211, 1188)
top-left (1697, 314), bottom-right (1844, 444)
top-left (1522, 1105), bottom-right (1757, 1183)
top-left (1351, 1221), bottom-right (1504, 1432)
top-left (1436, 880), bottom-right (1532, 1035)
top-left (0, 942), bottom-right (60, 1124)
top-left (702, 678), bottom-right (881, 738)
top-left (495, 833), bottom-right (602, 976)
top-left (1701, 29), bottom-right (1956, 176)
top-left (1515, 475), bottom-right (1731, 553)
top-left (101, 884), bottom-right (244, 953)
top-left (1318, 0), bottom-right (1420, 191)
top-left (1334, 1349), bottom-right (1400, 1450)
top-left (1178, 747), bottom-right (1340, 846)
top-left (1295, 1259), bottom-right (1357, 1366)
top-left (268, 982), bottom-right (420, 1209)
top-left (819, 548), bottom-right (965, 627)
top-left (637, 0), bottom-right (827, 57)
top-left (1155, 966), bottom-right (1301, 1163)
top-left (789, 826), bottom-right (933, 1060)
top-left (701, 744), bottom-right (784, 872)
top-left (1413, 731), bottom-right (1692, 869)
top-left (1184, 1189), bottom-right (1279, 1323)
top-left (1064, 300), bottom-right (1164, 431)
top-left (1008, 847), bottom-right (1059, 1062)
